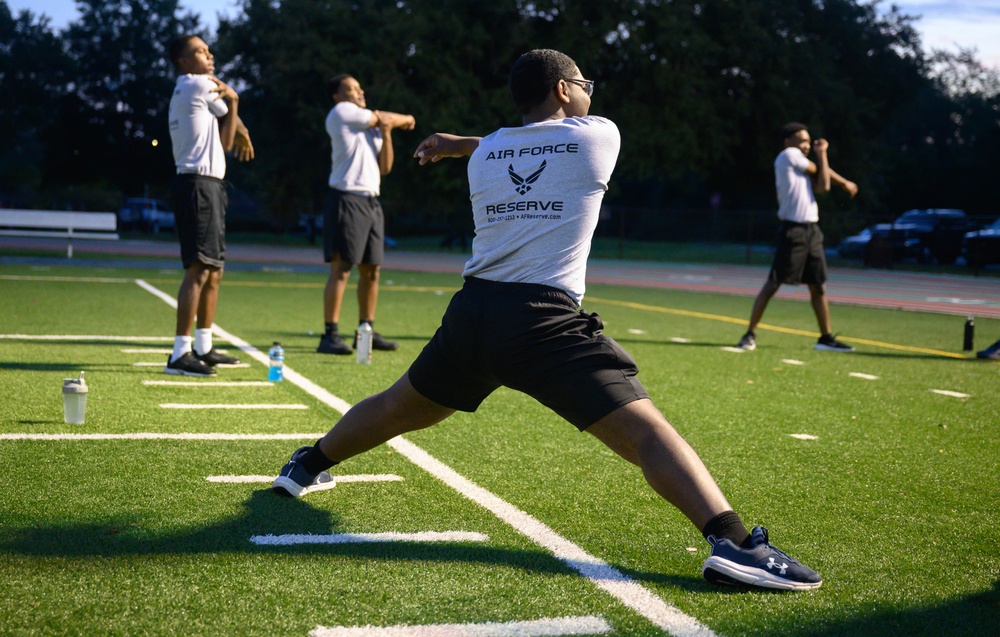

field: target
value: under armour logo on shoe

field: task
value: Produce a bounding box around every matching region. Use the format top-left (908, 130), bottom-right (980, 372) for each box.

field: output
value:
top-left (508, 160), bottom-right (547, 195)
top-left (766, 557), bottom-right (789, 575)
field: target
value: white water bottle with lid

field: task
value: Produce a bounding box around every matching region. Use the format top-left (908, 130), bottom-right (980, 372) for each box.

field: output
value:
top-left (356, 322), bottom-right (373, 365)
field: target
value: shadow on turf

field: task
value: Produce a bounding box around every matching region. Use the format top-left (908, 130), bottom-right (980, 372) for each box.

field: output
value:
top-left (0, 488), bottom-right (716, 590)
top-left (0, 362), bottom-right (129, 372)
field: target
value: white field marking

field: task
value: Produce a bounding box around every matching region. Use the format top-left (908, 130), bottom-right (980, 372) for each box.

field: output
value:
top-left (159, 403), bottom-right (308, 409)
top-left (251, 531), bottom-right (489, 546)
top-left (0, 433), bottom-right (323, 441)
top-left (627, 328), bottom-right (647, 335)
top-left (781, 359), bottom-right (805, 366)
top-left (207, 474), bottom-right (402, 484)
top-left (143, 380), bottom-right (274, 387)
top-left (849, 372), bottom-right (879, 380)
top-left (310, 615), bottom-right (612, 637)
top-left (0, 334), bottom-right (174, 341)
top-left (720, 346), bottom-right (746, 353)
top-left (134, 279), bottom-right (715, 637)
top-left (931, 389), bottom-right (969, 398)
top-left (214, 363), bottom-right (250, 368)
top-left (121, 348), bottom-right (172, 354)
top-left (669, 337), bottom-right (691, 343)
top-left (789, 434), bottom-right (819, 440)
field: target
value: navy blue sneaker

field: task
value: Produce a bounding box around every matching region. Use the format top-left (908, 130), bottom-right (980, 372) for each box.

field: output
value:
top-left (272, 446), bottom-right (335, 497)
top-left (702, 526), bottom-right (822, 591)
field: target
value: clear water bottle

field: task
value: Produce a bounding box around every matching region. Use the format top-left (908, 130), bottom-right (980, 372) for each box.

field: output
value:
top-left (356, 322), bottom-right (373, 365)
top-left (268, 341), bottom-right (284, 381)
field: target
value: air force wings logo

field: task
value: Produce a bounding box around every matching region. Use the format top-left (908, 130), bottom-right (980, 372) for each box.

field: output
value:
top-left (508, 160), bottom-right (547, 195)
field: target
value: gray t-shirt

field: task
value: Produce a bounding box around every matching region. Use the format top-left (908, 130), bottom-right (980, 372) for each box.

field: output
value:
top-left (462, 116), bottom-right (620, 305)
top-left (774, 147), bottom-right (818, 223)
top-left (326, 101), bottom-right (383, 195)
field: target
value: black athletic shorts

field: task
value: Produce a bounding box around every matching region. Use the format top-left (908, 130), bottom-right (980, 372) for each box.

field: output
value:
top-left (170, 174), bottom-right (227, 269)
top-left (769, 221), bottom-right (827, 285)
top-left (323, 189), bottom-right (384, 265)
top-left (408, 277), bottom-right (650, 431)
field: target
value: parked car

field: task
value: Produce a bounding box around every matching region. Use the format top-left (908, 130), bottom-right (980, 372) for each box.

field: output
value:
top-left (118, 198), bottom-right (175, 233)
top-left (962, 218), bottom-right (1000, 269)
top-left (837, 226), bottom-right (873, 259)
top-left (862, 209), bottom-right (978, 265)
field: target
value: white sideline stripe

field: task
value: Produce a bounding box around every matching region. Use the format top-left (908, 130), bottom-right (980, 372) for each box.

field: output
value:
top-left (0, 433), bottom-right (322, 441)
top-left (122, 348), bottom-right (172, 354)
top-left (144, 380), bottom-right (274, 387)
top-left (931, 389), bottom-right (969, 398)
top-left (669, 337), bottom-right (691, 343)
top-left (627, 328), bottom-right (647, 335)
top-left (207, 474), bottom-right (402, 483)
top-left (0, 275), bottom-right (133, 283)
top-left (160, 403), bottom-right (308, 409)
top-left (0, 334), bottom-right (174, 341)
top-left (789, 434), bottom-right (819, 440)
top-left (134, 279), bottom-right (715, 637)
top-left (251, 531), bottom-right (488, 546)
top-left (720, 346), bottom-right (745, 353)
top-left (781, 359), bottom-right (805, 366)
top-left (310, 615), bottom-right (612, 637)
top-left (849, 372), bottom-right (879, 380)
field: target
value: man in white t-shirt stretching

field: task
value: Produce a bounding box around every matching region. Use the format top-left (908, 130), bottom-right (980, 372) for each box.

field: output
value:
top-left (163, 35), bottom-right (254, 376)
top-left (273, 49), bottom-right (823, 592)
top-left (316, 74), bottom-right (416, 356)
top-left (736, 122), bottom-right (859, 352)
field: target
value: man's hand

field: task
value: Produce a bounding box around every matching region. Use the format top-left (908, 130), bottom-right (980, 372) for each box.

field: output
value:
top-left (208, 75), bottom-right (239, 102)
top-left (812, 138), bottom-right (829, 153)
top-left (414, 133), bottom-right (481, 165)
top-left (842, 179), bottom-right (859, 198)
top-left (233, 124), bottom-right (254, 162)
top-left (374, 111), bottom-right (416, 131)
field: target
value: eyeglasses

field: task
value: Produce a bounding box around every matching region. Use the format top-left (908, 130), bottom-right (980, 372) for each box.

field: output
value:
top-left (564, 78), bottom-right (595, 97)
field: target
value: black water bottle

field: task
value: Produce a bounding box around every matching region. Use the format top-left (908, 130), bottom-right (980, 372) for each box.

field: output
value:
top-left (963, 316), bottom-right (974, 351)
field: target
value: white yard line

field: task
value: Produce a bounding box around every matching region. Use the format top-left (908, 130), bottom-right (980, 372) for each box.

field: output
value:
top-left (848, 372), bottom-right (879, 380)
top-left (789, 434), bottom-right (819, 440)
top-left (121, 348), bottom-right (173, 354)
top-left (310, 616), bottom-right (612, 637)
top-left (930, 389), bottom-right (969, 398)
top-left (0, 334), bottom-right (173, 341)
top-left (720, 346), bottom-right (746, 353)
top-left (251, 531), bottom-right (489, 546)
top-left (781, 359), bottom-right (805, 366)
top-left (0, 433), bottom-right (322, 441)
top-left (133, 277), bottom-right (717, 637)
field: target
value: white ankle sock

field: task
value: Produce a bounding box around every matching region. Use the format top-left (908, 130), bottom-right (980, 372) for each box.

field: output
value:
top-left (194, 328), bottom-right (213, 356)
top-left (171, 336), bottom-right (193, 362)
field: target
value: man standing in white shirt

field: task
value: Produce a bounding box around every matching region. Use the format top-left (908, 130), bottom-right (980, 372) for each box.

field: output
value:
top-left (316, 74), bottom-right (415, 356)
top-left (736, 122), bottom-right (858, 352)
top-left (164, 35), bottom-right (254, 376)
top-left (274, 50), bottom-right (823, 592)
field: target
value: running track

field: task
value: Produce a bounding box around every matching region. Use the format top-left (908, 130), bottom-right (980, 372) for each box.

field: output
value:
top-left (4, 237), bottom-right (999, 319)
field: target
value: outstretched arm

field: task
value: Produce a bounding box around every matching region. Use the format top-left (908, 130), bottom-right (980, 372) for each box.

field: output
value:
top-left (413, 133), bottom-right (482, 165)
top-left (829, 168), bottom-right (858, 198)
top-left (373, 110), bottom-right (416, 131)
top-left (378, 124), bottom-right (395, 175)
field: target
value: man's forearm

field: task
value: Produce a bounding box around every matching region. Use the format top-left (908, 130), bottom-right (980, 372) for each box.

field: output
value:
top-left (374, 110), bottom-right (415, 130)
top-left (379, 128), bottom-right (395, 175)
top-left (219, 98), bottom-right (239, 152)
top-left (812, 150), bottom-right (831, 194)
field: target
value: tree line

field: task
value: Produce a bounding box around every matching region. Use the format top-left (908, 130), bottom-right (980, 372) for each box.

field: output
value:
top-left (2, 0), bottom-right (998, 236)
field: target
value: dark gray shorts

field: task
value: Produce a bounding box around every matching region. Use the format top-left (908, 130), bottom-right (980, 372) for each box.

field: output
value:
top-left (323, 189), bottom-right (384, 265)
top-left (408, 277), bottom-right (649, 431)
top-left (769, 221), bottom-right (827, 285)
top-left (170, 174), bottom-right (227, 269)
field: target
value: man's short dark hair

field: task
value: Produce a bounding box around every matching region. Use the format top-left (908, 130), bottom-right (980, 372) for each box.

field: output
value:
top-left (509, 49), bottom-right (578, 114)
top-left (781, 122), bottom-right (809, 143)
top-left (168, 35), bottom-right (199, 69)
top-left (327, 73), bottom-right (352, 100)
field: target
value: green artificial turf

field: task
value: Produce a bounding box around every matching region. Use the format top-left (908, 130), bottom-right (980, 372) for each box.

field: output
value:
top-left (1, 264), bottom-right (997, 637)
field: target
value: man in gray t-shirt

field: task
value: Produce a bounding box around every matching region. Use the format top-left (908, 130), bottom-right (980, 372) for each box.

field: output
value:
top-left (273, 50), bottom-right (822, 592)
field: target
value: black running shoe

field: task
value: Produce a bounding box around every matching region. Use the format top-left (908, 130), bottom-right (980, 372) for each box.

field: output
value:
top-left (164, 352), bottom-right (217, 377)
top-left (272, 446), bottom-right (336, 497)
top-left (317, 333), bottom-right (352, 355)
top-left (814, 334), bottom-right (855, 352)
top-left (197, 348), bottom-right (241, 366)
top-left (702, 526), bottom-right (822, 591)
top-left (736, 332), bottom-right (756, 350)
top-left (354, 330), bottom-right (399, 351)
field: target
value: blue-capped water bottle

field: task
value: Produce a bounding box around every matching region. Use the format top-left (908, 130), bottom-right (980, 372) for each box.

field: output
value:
top-left (268, 341), bottom-right (284, 381)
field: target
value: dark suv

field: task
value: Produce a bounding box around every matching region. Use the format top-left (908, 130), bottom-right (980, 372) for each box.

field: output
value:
top-left (865, 209), bottom-right (977, 265)
top-left (118, 198), bottom-right (175, 233)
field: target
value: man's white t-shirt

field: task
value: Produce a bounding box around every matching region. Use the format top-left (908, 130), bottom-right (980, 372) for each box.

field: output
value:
top-left (168, 74), bottom-right (229, 180)
top-left (463, 116), bottom-right (621, 305)
top-left (774, 146), bottom-right (818, 223)
top-left (326, 101), bottom-right (383, 195)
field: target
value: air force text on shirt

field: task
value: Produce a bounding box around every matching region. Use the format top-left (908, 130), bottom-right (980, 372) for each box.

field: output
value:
top-left (483, 142), bottom-right (578, 217)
